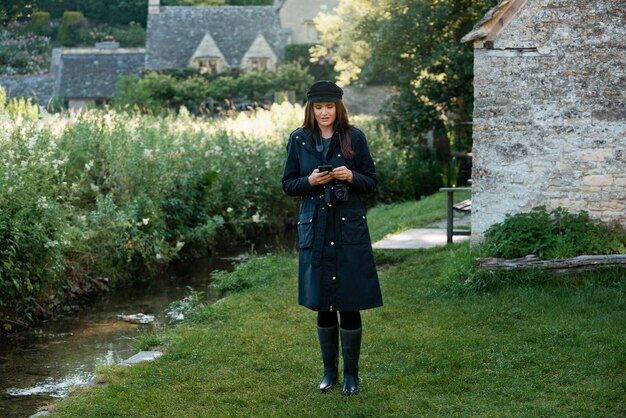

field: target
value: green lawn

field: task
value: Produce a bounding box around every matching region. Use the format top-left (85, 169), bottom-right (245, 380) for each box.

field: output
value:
top-left (52, 197), bottom-right (625, 417)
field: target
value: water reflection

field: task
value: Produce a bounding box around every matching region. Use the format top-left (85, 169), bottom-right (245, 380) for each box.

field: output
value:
top-left (0, 230), bottom-right (296, 417)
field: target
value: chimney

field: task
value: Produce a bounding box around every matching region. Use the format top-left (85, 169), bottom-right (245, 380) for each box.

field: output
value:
top-left (149, 0), bottom-right (160, 15)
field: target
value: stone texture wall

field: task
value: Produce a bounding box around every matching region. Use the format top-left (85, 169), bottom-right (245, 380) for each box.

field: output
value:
top-left (279, 0), bottom-right (339, 44)
top-left (470, 0), bottom-right (626, 243)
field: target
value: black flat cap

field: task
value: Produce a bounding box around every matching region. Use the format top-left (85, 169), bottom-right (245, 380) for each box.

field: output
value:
top-left (306, 80), bottom-right (343, 103)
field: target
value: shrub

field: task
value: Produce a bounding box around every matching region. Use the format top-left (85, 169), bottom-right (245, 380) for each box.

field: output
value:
top-left (482, 206), bottom-right (626, 259)
top-left (0, 103), bottom-right (421, 327)
top-left (30, 12), bottom-right (51, 36)
top-left (114, 65), bottom-right (314, 114)
top-left (448, 207), bottom-right (626, 293)
top-left (284, 43), bottom-right (337, 82)
top-left (60, 11), bottom-right (86, 46)
top-left (0, 24), bottom-right (51, 75)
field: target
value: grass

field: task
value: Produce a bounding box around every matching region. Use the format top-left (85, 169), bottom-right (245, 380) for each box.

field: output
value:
top-left (51, 196), bottom-right (625, 417)
top-left (367, 191), bottom-right (470, 242)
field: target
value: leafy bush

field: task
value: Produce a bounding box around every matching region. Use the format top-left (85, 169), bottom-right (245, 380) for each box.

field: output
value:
top-left (113, 64), bottom-right (314, 115)
top-left (0, 23), bottom-right (51, 75)
top-left (78, 21), bottom-right (145, 47)
top-left (482, 207), bottom-right (626, 259)
top-left (447, 207), bottom-right (626, 293)
top-left (0, 103), bottom-right (428, 327)
top-left (285, 43), bottom-right (337, 82)
top-left (60, 11), bottom-right (86, 46)
top-left (30, 12), bottom-right (51, 36)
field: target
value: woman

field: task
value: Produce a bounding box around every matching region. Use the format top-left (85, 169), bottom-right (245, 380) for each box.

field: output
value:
top-left (282, 80), bottom-right (383, 395)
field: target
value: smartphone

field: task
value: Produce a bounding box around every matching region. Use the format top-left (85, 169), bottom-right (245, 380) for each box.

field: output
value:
top-left (318, 165), bottom-right (333, 172)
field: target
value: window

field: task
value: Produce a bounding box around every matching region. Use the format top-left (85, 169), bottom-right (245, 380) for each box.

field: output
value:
top-left (304, 20), bottom-right (318, 43)
top-left (249, 57), bottom-right (269, 71)
top-left (195, 57), bottom-right (220, 74)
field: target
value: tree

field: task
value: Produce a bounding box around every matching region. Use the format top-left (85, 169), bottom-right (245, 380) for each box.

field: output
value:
top-left (313, 0), bottom-right (498, 151)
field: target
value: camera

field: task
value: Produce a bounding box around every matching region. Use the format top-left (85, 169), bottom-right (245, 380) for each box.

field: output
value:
top-left (325, 181), bottom-right (349, 203)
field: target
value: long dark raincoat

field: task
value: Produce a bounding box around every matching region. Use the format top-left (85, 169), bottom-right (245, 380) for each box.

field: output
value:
top-left (282, 126), bottom-right (383, 312)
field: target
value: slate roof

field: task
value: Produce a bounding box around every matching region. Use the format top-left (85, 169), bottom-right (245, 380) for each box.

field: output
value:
top-left (58, 49), bottom-right (146, 98)
top-left (146, 6), bottom-right (288, 70)
top-left (461, 0), bottom-right (525, 44)
top-left (0, 74), bottom-right (55, 103)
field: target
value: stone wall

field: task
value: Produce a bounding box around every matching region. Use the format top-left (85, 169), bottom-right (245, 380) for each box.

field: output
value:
top-left (470, 0), bottom-right (626, 243)
top-left (279, 0), bottom-right (339, 44)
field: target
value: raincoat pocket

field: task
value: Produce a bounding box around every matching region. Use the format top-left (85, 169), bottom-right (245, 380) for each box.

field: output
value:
top-left (340, 209), bottom-right (370, 245)
top-left (297, 212), bottom-right (315, 248)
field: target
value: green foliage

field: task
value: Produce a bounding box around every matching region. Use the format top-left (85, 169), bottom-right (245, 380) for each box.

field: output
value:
top-left (162, 0), bottom-right (225, 4)
top-left (0, 85), bottom-right (6, 113)
top-left (315, 0), bottom-right (499, 152)
top-left (30, 12), bottom-right (51, 35)
top-left (210, 254), bottom-right (283, 294)
top-left (29, 0), bottom-right (149, 26)
top-left (52, 245), bottom-right (626, 416)
top-left (482, 207), bottom-right (626, 260)
top-left (362, 118), bottom-right (444, 202)
top-left (284, 43), bottom-right (337, 82)
top-left (0, 22), bottom-right (51, 75)
top-left (82, 21), bottom-right (146, 47)
top-left (166, 287), bottom-right (217, 324)
top-left (6, 97), bottom-right (40, 119)
top-left (60, 11), bottom-right (85, 46)
top-left (0, 104), bottom-right (429, 326)
top-left (113, 65), bottom-right (314, 114)
top-left (447, 208), bottom-right (626, 293)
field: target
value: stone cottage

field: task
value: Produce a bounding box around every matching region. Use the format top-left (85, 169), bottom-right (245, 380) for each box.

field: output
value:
top-left (145, 0), bottom-right (288, 73)
top-left (462, 0), bottom-right (626, 243)
top-left (1, 0), bottom-right (339, 108)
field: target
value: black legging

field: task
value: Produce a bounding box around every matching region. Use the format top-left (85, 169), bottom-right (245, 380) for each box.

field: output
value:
top-left (317, 310), bottom-right (361, 330)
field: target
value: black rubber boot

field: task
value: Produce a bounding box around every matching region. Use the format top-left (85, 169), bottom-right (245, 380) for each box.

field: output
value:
top-left (317, 325), bottom-right (339, 392)
top-left (340, 327), bottom-right (362, 395)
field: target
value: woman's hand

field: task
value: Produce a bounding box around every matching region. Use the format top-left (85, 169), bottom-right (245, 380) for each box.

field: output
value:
top-left (308, 169), bottom-right (333, 186)
top-left (330, 166), bottom-right (353, 183)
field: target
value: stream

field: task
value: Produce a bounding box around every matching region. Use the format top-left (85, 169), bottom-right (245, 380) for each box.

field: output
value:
top-left (0, 233), bottom-right (296, 418)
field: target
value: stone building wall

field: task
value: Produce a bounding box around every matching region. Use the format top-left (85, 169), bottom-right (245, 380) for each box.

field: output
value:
top-left (279, 0), bottom-right (339, 44)
top-left (469, 0), bottom-right (625, 242)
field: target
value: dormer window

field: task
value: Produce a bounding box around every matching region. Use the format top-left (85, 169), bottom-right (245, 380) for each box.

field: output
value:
top-left (249, 57), bottom-right (269, 71)
top-left (194, 57), bottom-right (221, 74)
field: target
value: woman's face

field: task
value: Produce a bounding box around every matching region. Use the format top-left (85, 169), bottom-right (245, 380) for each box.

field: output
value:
top-left (313, 102), bottom-right (337, 130)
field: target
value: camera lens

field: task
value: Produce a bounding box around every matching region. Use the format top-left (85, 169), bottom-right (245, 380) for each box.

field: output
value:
top-left (335, 189), bottom-right (345, 199)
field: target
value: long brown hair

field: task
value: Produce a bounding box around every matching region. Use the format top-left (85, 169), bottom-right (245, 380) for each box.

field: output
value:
top-left (302, 100), bottom-right (354, 159)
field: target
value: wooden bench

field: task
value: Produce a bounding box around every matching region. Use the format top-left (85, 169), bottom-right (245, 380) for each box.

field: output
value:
top-left (439, 187), bottom-right (471, 244)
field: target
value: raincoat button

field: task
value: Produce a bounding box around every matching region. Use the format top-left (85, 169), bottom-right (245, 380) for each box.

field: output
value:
top-left (330, 241), bottom-right (334, 245)
top-left (332, 276), bottom-right (336, 280)
top-left (342, 217), bottom-right (345, 221)
top-left (338, 154), bottom-right (341, 157)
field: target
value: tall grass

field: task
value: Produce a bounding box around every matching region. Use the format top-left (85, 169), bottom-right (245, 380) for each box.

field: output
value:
top-left (0, 102), bottom-right (416, 327)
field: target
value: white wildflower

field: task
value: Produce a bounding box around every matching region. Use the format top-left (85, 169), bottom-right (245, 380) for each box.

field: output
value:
top-left (142, 218), bottom-right (150, 225)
